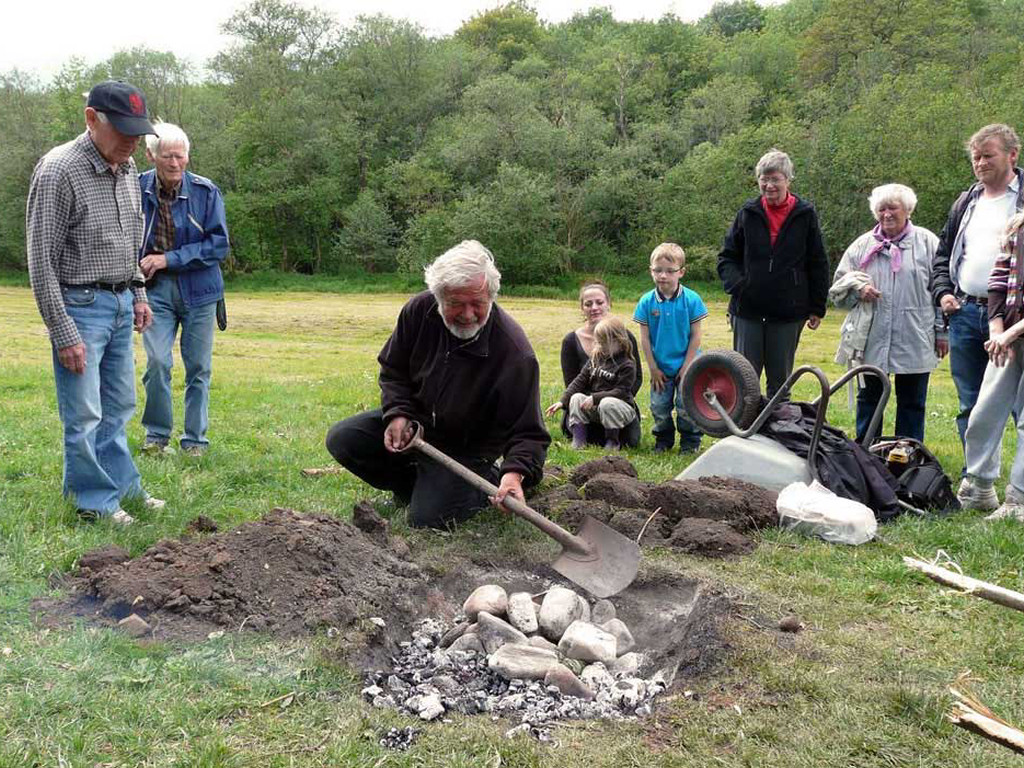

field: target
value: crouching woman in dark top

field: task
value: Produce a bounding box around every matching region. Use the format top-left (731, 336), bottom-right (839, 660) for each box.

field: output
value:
top-left (557, 281), bottom-right (642, 447)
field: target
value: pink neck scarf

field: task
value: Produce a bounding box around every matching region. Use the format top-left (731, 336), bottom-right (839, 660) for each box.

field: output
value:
top-left (859, 221), bottom-right (913, 273)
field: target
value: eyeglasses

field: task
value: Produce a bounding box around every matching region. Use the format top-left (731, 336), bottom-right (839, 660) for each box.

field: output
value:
top-left (650, 268), bottom-right (681, 276)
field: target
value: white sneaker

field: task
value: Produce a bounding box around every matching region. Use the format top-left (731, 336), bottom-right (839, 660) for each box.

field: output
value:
top-left (109, 509), bottom-right (136, 526)
top-left (985, 485), bottom-right (1024, 521)
top-left (957, 477), bottom-right (999, 511)
top-left (144, 497), bottom-right (166, 510)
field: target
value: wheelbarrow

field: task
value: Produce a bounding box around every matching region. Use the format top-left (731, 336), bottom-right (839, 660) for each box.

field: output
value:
top-left (395, 421), bottom-right (641, 598)
top-left (676, 350), bottom-right (892, 492)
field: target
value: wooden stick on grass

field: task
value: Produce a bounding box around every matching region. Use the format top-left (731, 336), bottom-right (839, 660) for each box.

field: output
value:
top-left (948, 673), bottom-right (1024, 756)
top-left (902, 556), bottom-right (1024, 613)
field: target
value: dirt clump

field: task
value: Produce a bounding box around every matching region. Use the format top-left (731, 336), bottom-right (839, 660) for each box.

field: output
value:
top-left (77, 545), bottom-right (130, 573)
top-left (550, 499), bottom-right (613, 531)
top-left (529, 483), bottom-right (581, 516)
top-left (582, 473), bottom-right (651, 508)
top-left (532, 457), bottom-right (777, 558)
top-left (185, 515), bottom-right (218, 534)
top-left (569, 456), bottom-right (639, 487)
top-left (607, 508), bottom-right (663, 545)
top-left (53, 507), bottom-right (425, 642)
top-left (665, 519), bottom-right (754, 557)
top-left (647, 478), bottom-right (778, 532)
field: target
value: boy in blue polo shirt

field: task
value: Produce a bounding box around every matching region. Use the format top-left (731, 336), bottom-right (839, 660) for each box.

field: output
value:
top-left (634, 243), bottom-right (708, 453)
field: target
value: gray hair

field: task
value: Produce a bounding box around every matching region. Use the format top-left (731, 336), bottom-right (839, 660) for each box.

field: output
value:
top-left (868, 183), bottom-right (918, 219)
top-left (755, 149), bottom-right (794, 180)
top-left (968, 123), bottom-right (1020, 156)
top-left (424, 240), bottom-right (501, 302)
top-left (146, 121), bottom-right (191, 156)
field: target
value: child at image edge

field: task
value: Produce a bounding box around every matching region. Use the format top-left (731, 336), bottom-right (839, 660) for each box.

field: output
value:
top-left (546, 316), bottom-right (639, 451)
top-left (633, 243), bottom-right (708, 453)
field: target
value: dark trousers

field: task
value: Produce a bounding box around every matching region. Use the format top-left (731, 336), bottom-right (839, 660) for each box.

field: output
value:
top-left (855, 372), bottom-right (930, 443)
top-left (325, 409), bottom-right (498, 529)
top-left (947, 301), bottom-right (990, 451)
top-left (732, 315), bottom-right (805, 399)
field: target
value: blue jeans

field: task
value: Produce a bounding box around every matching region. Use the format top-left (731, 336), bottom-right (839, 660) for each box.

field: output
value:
top-left (855, 372), bottom-right (930, 443)
top-left (53, 286), bottom-right (143, 513)
top-left (650, 377), bottom-right (702, 451)
top-left (948, 301), bottom-right (990, 451)
top-left (142, 275), bottom-right (217, 448)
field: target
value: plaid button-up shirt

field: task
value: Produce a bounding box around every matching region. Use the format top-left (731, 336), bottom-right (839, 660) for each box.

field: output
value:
top-left (152, 177), bottom-right (179, 255)
top-left (26, 131), bottom-right (147, 349)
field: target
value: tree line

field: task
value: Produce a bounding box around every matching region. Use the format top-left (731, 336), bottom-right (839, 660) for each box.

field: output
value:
top-left (2, 0), bottom-right (1023, 286)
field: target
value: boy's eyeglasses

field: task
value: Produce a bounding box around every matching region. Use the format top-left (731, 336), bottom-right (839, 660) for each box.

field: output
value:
top-left (650, 268), bottom-right (681, 275)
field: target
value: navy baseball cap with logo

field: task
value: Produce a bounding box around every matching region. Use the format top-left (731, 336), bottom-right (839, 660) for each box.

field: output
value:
top-left (87, 80), bottom-right (156, 136)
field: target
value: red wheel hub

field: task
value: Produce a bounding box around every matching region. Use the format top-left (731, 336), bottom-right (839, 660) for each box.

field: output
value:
top-left (692, 367), bottom-right (739, 421)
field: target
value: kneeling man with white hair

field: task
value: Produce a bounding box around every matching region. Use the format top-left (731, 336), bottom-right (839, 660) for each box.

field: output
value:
top-left (326, 240), bottom-right (551, 528)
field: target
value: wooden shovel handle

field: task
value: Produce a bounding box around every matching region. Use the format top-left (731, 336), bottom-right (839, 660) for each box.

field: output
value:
top-left (402, 425), bottom-right (592, 557)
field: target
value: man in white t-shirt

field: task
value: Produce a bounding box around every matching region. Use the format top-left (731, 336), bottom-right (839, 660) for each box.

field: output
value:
top-left (931, 123), bottom-right (1023, 462)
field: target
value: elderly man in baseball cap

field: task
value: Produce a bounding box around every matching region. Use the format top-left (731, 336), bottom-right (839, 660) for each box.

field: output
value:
top-left (26, 80), bottom-right (163, 525)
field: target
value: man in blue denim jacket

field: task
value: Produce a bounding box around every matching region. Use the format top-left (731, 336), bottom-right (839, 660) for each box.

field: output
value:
top-left (138, 122), bottom-right (229, 456)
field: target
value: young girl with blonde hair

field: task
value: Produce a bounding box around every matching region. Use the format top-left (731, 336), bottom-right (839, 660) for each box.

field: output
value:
top-left (546, 316), bottom-right (639, 450)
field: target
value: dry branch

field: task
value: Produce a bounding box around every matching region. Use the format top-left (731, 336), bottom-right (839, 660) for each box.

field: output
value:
top-left (301, 466), bottom-right (343, 477)
top-left (902, 556), bottom-right (1024, 613)
top-left (948, 675), bottom-right (1024, 756)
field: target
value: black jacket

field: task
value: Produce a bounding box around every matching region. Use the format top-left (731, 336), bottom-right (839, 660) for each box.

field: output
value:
top-left (717, 195), bottom-right (830, 321)
top-left (930, 167), bottom-right (1024, 305)
top-left (759, 401), bottom-right (901, 521)
top-left (558, 330), bottom-right (642, 446)
top-left (378, 291), bottom-right (550, 485)
top-left (560, 353), bottom-right (638, 409)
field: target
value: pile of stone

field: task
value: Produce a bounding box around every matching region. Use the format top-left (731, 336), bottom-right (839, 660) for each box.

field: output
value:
top-left (362, 584), bottom-right (667, 740)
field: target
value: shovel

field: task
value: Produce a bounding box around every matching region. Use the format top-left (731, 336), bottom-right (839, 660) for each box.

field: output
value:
top-left (397, 421), bottom-right (641, 598)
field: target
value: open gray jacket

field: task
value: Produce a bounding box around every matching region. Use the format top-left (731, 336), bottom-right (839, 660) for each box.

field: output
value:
top-left (832, 226), bottom-right (945, 375)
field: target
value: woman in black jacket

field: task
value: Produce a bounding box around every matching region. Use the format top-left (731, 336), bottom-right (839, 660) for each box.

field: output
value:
top-left (557, 281), bottom-right (643, 447)
top-left (717, 149), bottom-right (830, 398)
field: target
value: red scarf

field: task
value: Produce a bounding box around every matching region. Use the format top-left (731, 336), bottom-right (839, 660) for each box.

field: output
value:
top-left (762, 193), bottom-right (796, 246)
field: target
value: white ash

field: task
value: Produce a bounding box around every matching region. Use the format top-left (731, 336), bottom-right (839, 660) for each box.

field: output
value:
top-left (363, 613), bottom-right (669, 741)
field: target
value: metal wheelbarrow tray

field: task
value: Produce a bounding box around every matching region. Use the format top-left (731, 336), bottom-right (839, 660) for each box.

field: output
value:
top-left (676, 350), bottom-right (890, 492)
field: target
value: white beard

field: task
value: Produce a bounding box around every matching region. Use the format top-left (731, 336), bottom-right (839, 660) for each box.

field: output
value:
top-left (440, 303), bottom-right (492, 340)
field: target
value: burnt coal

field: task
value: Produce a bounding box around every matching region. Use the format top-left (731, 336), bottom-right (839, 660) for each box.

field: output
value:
top-left (378, 725), bottom-right (419, 750)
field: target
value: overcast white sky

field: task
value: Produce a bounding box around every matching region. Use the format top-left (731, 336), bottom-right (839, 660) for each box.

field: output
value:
top-left (4, 0), bottom-right (738, 82)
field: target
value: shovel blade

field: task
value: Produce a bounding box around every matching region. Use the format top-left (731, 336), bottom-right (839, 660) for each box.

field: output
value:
top-left (551, 516), bottom-right (641, 598)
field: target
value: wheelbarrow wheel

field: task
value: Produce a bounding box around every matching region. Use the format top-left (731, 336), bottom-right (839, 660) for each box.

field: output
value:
top-left (681, 350), bottom-right (761, 438)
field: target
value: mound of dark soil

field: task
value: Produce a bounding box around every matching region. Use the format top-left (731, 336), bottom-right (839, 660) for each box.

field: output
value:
top-left (666, 518), bottom-right (755, 557)
top-left (569, 456), bottom-right (639, 487)
top-left (646, 478), bottom-right (778, 532)
top-left (56, 507), bottom-right (425, 642)
top-left (531, 457), bottom-right (778, 558)
top-left (581, 473), bottom-right (651, 508)
top-left (551, 499), bottom-right (613, 531)
top-left (529, 483), bottom-right (581, 516)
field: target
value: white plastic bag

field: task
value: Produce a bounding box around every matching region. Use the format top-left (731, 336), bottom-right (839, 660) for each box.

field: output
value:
top-left (776, 480), bottom-right (877, 545)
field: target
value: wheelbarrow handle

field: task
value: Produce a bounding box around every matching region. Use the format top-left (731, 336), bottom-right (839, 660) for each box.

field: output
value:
top-left (399, 422), bottom-right (593, 558)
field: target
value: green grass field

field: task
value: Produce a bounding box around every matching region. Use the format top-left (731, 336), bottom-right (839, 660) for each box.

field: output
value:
top-left (2, 283), bottom-right (1023, 767)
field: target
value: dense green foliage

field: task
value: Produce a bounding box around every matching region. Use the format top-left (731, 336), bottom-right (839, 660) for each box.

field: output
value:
top-left (3, 0), bottom-right (1024, 284)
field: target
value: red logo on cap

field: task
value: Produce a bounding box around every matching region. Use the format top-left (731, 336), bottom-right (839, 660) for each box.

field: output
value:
top-left (129, 93), bottom-right (144, 115)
